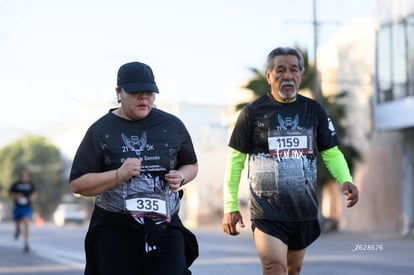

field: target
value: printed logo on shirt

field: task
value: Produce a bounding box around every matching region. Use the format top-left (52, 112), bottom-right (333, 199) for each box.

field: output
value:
top-left (121, 132), bottom-right (152, 156)
top-left (277, 114), bottom-right (300, 130)
top-left (119, 132), bottom-right (169, 174)
top-left (327, 118), bottom-right (337, 136)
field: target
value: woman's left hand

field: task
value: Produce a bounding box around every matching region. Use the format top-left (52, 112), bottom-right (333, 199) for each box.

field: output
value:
top-left (165, 170), bottom-right (184, 192)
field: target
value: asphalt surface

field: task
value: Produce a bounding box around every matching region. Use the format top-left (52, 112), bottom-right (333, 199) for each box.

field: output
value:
top-left (1, 221), bottom-right (414, 275)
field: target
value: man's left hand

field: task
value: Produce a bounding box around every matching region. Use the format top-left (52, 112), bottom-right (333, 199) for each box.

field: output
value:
top-left (342, 182), bottom-right (359, 208)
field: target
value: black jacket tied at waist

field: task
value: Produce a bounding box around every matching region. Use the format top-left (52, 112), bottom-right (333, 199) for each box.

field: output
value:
top-left (84, 205), bottom-right (199, 275)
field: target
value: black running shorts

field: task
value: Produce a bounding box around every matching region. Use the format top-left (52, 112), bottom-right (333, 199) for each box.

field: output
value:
top-left (251, 219), bottom-right (321, 250)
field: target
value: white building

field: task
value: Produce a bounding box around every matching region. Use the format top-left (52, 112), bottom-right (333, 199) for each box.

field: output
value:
top-left (371, 0), bottom-right (414, 235)
top-left (317, 0), bottom-right (414, 235)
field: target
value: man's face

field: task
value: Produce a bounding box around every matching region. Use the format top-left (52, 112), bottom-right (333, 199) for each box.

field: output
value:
top-left (265, 55), bottom-right (303, 102)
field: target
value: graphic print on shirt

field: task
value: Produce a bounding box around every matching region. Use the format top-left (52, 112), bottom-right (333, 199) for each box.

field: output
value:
top-left (119, 131), bottom-right (178, 221)
top-left (327, 117), bottom-right (337, 136)
top-left (121, 132), bottom-right (148, 156)
top-left (227, 95), bottom-right (338, 220)
top-left (119, 131), bottom-right (166, 187)
top-left (277, 114), bottom-right (300, 130)
top-left (269, 114), bottom-right (314, 158)
top-left (11, 182), bottom-right (35, 206)
top-left (249, 112), bottom-right (318, 220)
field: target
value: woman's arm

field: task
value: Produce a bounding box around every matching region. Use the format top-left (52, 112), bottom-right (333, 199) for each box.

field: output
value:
top-left (70, 157), bottom-right (142, 196)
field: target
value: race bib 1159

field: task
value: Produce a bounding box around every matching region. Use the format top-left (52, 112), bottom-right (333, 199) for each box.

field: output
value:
top-left (268, 129), bottom-right (313, 157)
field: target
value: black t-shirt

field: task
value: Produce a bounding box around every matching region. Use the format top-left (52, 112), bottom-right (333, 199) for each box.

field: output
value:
top-left (229, 93), bottom-right (338, 221)
top-left (70, 108), bottom-right (197, 215)
top-left (9, 181), bottom-right (36, 207)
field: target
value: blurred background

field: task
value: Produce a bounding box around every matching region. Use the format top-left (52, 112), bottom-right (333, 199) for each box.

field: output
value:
top-left (0, 0), bottom-right (413, 238)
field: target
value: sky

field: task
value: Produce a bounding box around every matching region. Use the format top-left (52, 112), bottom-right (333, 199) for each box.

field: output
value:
top-left (0, 0), bottom-right (374, 147)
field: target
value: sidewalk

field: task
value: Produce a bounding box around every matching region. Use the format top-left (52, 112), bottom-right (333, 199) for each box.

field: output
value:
top-left (0, 245), bottom-right (82, 275)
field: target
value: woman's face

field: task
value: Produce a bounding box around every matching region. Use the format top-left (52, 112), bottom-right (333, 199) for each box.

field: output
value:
top-left (118, 88), bottom-right (156, 120)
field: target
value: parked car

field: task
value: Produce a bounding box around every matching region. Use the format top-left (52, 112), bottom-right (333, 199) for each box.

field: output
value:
top-left (52, 203), bottom-right (89, 226)
top-left (0, 201), bottom-right (12, 222)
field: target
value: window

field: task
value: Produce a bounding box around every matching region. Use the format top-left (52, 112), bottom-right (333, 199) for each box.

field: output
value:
top-left (376, 14), bottom-right (414, 103)
top-left (407, 16), bottom-right (414, 97)
top-left (377, 25), bottom-right (392, 102)
top-left (391, 23), bottom-right (407, 100)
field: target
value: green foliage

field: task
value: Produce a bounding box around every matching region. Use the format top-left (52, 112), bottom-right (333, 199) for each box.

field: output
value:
top-left (0, 135), bottom-right (66, 218)
top-left (299, 49), bottom-right (316, 92)
top-left (236, 67), bottom-right (268, 111)
top-left (315, 91), bottom-right (361, 184)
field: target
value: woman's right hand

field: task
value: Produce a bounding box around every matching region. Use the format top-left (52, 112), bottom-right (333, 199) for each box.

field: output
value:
top-left (117, 157), bottom-right (142, 181)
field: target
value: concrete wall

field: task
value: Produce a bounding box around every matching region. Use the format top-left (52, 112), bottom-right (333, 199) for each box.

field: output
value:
top-left (340, 131), bottom-right (404, 233)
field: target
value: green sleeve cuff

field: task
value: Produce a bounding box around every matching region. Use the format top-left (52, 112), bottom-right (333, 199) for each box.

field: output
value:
top-left (321, 146), bottom-right (353, 185)
top-left (223, 148), bottom-right (247, 213)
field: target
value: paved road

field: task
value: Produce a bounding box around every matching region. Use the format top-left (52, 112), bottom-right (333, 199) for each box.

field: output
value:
top-left (1, 221), bottom-right (413, 274)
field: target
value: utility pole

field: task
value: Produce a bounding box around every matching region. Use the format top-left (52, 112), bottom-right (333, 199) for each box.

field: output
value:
top-left (286, 0), bottom-right (339, 99)
top-left (313, 0), bottom-right (321, 99)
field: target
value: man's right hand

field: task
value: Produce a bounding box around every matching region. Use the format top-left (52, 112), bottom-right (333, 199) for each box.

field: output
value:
top-left (222, 211), bottom-right (245, 236)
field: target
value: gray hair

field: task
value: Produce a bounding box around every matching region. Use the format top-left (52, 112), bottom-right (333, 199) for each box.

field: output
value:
top-left (265, 47), bottom-right (305, 73)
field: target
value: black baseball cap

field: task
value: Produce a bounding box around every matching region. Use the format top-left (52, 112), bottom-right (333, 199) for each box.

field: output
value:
top-left (117, 62), bottom-right (159, 93)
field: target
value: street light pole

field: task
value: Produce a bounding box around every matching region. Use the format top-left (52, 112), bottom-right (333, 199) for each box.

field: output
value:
top-left (313, 0), bottom-right (320, 99)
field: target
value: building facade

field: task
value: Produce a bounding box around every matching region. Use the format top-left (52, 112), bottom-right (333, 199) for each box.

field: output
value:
top-left (318, 0), bottom-right (414, 235)
top-left (372, 0), bottom-right (414, 235)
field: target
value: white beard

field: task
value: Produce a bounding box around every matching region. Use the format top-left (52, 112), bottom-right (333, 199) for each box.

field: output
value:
top-left (278, 81), bottom-right (297, 100)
